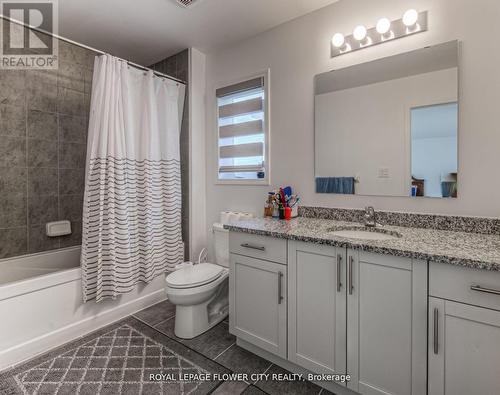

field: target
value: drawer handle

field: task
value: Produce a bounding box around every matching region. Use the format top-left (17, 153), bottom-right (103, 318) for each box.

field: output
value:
top-left (348, 256), bottom-right (354, 295)
top-left (278, 271), bottom-right (284, 304)
top-left (240, 243), bottom-right (266, 251)
top-left (470, 284), bottom-right (500, 296)
top-left (433, 307), bottom-right (439, 355)
top-left (336, 254), bottom-right (342, 292)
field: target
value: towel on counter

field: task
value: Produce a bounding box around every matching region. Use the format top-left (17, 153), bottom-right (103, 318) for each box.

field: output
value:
top-left (316, 177), bottom-right (355, 194)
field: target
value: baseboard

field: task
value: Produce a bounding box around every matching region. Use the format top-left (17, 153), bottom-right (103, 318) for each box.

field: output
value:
top-left (0, 290), bottom-right (166, 371)
top-left (237, 338), bottom-right (356, 395)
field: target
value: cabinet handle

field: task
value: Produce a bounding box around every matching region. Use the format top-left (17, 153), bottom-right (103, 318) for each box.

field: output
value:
top-left (470, 284), bottom-right (500, 296)
top-left (433, 307), bottom-right (439, 355)
top-left (240, 243), bottom-right (266, 251)
top-left (278, 271), bottom-right (284, 304)
top-left (348, 256), bottom-right (354, 295)
top-left (336, 254), bottom-right (342, 292)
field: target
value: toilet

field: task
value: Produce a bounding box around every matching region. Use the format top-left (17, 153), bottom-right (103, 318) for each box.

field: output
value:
top-left (165, 222), bottom-right (230, 339)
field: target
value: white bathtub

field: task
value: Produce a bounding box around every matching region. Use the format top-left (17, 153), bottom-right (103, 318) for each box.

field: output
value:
top-left (0, 247), bottom-right (166, 370)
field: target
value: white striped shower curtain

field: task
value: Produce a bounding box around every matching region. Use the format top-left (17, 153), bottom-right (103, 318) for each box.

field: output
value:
top-left (81, 55), bottom-right (186, 302)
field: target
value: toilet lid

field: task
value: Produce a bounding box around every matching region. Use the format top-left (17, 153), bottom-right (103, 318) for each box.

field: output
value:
top-left (166, 263), bottom-right (224, 289)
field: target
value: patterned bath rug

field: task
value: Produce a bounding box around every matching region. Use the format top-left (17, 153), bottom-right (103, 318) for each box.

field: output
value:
top-left (0, 317), bottom-right (229, 395)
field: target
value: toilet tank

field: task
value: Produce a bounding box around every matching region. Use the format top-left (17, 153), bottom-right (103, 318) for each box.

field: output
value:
top-left (213, 223), bottom-right (229, 268)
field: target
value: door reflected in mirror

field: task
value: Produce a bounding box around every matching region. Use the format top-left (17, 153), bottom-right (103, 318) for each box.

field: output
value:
top-left (411, 102), bottom-right (458, 198)
top-left (314, 40), bottom-right (459, 198)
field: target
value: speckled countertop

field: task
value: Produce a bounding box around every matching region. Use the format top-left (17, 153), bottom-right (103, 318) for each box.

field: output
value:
top-left (224, 217), bottom-right (500, 271)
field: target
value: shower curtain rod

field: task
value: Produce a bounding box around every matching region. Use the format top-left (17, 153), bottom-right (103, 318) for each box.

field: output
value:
top-left (0, 15), bottom-right (186, 85)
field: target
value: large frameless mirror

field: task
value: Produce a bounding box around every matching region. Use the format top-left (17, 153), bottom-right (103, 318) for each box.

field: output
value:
top-left (314, 40), bottom-right (459, 198)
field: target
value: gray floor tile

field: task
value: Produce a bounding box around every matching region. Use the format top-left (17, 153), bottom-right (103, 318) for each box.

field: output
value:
top-left (154, 315), bottom-right (178, 338)
top-left (154, 316), bottom-right (236, 360)
top-left (319, 389), bottom-right (337, 395)
top-left (215, 344), bottom-right (272, 377)
top-left (182, 321), bottom-right (236, 359)
top-left (255, 365), bottom-right (321, 395)
top-left (242, 385), bottom-right (269, 395)
top-left (133, 300), bottom-right (176, 326)
top-left (212, 380), bottom-right (249, 395)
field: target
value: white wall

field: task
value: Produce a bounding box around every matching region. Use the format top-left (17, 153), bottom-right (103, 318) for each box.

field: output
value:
top-left (315, 68), bottom-right (457, 196)
top-left (189, 48), bottom-right (208, 260)
top-left (203, 0), bottom-right (500, 248)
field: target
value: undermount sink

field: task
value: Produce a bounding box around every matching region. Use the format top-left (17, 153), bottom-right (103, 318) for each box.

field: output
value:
top-left (328, 226), bottom-right (402, 241)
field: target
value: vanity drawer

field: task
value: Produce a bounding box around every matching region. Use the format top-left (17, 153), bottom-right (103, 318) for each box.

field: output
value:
top-left (429, 262), bottom-right (500, 311)
top-left (229, 232), bottom-right (287, 264)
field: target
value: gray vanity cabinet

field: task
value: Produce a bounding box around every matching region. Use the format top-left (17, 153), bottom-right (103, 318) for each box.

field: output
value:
top-left (428, 263), bottom-right (500, 395)
top-left (346, 251), bottom-right (428, 395)
top-left (287, 241), bottom-right (347, 375)
top-left (229, 233), bottom-right (288, 359)
top-left (428, 298), bottom-right (500, 395)
top-left (287, 244), bottom-right (427, 395)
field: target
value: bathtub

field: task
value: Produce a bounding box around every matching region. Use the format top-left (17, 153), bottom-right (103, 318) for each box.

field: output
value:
top-left (0, 247), bottom-right (166, 370)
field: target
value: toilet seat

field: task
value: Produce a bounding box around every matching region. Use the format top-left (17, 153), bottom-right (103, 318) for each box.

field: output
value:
top-left (166, 263), bottom-right (224, 289)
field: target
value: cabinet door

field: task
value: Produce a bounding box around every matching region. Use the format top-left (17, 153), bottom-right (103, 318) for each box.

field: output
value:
top-left (288, 241), bottom-right (347, 376)
top-left (229, 253), bottom-right (287, 358)
top-left (347, 251), bottom-right (427, 395)
top-left (428, 298), bottom-right (500, 395)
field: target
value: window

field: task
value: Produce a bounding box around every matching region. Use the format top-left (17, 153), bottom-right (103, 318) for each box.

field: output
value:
top-left (216, 75), bottom-right (269, 183)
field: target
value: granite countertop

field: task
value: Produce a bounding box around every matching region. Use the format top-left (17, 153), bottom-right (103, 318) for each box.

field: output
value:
top-left (224, 217), bottom-right (500, 271)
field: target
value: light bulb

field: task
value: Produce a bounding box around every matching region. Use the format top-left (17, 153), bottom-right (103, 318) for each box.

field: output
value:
top-left (353, 25), bottom-right (367, 41)
top-left (331, 33), bottom-right (345, 48)
top-left (403, 9), bottom-right (419, 27)
top-left (376, 18), bottom-right (391, 35)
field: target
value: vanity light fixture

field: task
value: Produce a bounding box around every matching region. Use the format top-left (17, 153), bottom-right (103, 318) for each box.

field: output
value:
top-left (353, 25), bottom-right (367, 41)
top-left (402, 9), bottom-right (419, 27)
top-left (353, 25), bottom-right (372, 46)
top-left (376, 18), bottom-right (391, 34)
top-left (331, 9), bottom-right (428, 58)
top-left (331, 33), bottom-right (345, 48)
top-left (331, 32), bottom-right (351, 53)
top-left (376, 17), bottom-right (394, 40)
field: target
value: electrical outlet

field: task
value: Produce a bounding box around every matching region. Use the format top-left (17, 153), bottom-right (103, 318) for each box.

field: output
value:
top-left (378, 167), bottom-right (390, 179)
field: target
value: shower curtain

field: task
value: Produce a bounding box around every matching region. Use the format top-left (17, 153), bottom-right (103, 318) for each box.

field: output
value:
top-left (82, 55), bottom-right (186, 302)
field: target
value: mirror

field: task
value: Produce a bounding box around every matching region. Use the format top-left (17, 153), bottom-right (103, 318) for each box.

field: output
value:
top-left (314, 41), bottom-right (459, 198)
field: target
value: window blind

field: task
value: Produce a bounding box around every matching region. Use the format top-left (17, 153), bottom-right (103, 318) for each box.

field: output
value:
top-left (217, 77), bottom-right (266, 180)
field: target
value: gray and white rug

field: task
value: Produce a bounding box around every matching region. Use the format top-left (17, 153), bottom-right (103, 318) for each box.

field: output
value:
top-left (0, 317), bottom-right (228, 395)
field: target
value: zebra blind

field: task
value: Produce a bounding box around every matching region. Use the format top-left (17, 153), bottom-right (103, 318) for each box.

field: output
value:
top-left (217, 77), bottom-right (266, 181)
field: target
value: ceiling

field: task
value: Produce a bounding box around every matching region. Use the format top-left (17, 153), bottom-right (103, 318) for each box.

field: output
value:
top-left (59, 0), bottom-right (339, 66)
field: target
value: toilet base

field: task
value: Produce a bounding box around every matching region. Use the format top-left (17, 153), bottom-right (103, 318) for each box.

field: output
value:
top-left (169, 275), bottom-right (229, 339)
top-left (174, 304), bottom-right (228, 339)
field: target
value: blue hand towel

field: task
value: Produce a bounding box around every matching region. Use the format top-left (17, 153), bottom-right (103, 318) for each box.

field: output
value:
top-left (316, 177), bottom-right (355, 194)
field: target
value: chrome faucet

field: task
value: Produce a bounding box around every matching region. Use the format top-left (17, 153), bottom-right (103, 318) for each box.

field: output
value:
top-left (363, 206), bottom-right (376, 227)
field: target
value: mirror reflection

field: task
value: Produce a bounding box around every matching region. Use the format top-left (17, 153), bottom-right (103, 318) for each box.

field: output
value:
top-left (314, 41), bottom-right (459, 198)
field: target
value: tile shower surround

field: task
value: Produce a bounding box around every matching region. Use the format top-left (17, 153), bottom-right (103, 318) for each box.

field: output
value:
top-left (0, 34), bottom-right (98, 258)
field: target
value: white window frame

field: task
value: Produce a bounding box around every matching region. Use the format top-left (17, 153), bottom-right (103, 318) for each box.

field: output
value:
top-left (214, 69), bottom-right (271, 186)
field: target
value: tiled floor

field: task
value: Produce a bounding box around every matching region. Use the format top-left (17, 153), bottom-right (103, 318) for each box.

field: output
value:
top-left (133, 300), bottom-right (327, 395)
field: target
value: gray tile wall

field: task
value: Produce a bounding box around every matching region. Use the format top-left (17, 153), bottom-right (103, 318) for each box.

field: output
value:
top-left (0, 30), bottom-right (98, 258)
top-left (150, 50), bottom-right (190, 260)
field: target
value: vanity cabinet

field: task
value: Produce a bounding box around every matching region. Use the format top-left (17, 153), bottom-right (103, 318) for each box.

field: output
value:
top-left (229, 231), bottom-right (428, 395)
top-left (287, 241), bottom-right (427, 394)
top-left (287, 241), bottom-right (346, 375)
top-left (346, 251), bottom-right (428, 395)
top-left (428, 263), bottom-right (500, 395)
top-left (229, 233), bottom-right (287, 359)
top-left (428, 298), bottom-right (500, 395)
